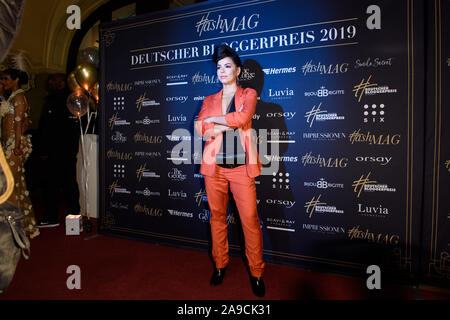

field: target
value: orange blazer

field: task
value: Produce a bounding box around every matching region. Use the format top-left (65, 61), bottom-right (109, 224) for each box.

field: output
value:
top-left (195, 86), bottom-right (262, 178)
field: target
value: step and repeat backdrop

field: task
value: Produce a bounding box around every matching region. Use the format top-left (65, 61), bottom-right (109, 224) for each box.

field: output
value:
top-left (422, 0), bottom-right (450, 286)
top-left (98, 0), bottom-right (435, 282)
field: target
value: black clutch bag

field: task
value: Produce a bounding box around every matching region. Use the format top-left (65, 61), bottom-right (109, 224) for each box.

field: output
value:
top-left (216, 94), bottom-right (246, 169)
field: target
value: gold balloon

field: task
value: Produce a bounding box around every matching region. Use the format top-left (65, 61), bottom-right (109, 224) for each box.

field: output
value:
top-left (89, 96), bottom-right (98, 112)
top-left (90, 82), bottom-right (99, 101)
top-left (67, 71), bottom-right (82, 92)
top-left (74, 62), bottom-right (98, 92)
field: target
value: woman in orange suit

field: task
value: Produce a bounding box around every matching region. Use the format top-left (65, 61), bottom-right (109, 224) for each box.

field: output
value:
top-left (195, 44), bottom-right (265, 297)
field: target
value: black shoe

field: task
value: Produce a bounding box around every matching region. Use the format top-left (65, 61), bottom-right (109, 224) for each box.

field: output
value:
top-left (210, 267), bottom-right (227, 286)
top-left (250, 276), bottom-right (265, 297)
top-left (37, 220), bottom-right (60, 228)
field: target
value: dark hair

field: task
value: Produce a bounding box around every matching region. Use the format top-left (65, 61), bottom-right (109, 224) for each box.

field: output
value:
top-left (212, 44), bottom-right (242, 68)
top-left (3, 68), bottom-right (29, 87)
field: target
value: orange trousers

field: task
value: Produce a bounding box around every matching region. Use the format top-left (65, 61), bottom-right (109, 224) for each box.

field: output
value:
top-left (204, 165), bottom-right (265, 277)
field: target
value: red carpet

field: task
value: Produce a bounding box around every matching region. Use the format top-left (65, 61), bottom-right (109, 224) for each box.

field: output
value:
top-left (1, 218), bottom-right (449, 300)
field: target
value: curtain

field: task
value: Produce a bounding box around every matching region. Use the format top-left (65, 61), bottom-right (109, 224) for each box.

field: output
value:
top-left (0, 0), bottom-right (26, 62)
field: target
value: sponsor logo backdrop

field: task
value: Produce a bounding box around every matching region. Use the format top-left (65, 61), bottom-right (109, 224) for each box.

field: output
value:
top-left (422, 0), bottom-right (450, 287)
top-left (99, 0), bottom-right (430, 281)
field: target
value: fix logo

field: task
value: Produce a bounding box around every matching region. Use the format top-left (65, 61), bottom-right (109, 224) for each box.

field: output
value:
top-left (363, 104), bottom-right (386, 123)
top-left (113, 97), bottom-right (125, 111)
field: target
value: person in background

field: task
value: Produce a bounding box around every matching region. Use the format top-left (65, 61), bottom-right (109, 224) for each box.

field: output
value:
top-left (0, 68), bottom-right (39, 238)
top-left (0, 75), bottom-right (5, 102)
top-left (37, 73), bottom-right (80, 227)
top-left (195, 44), bottom-right (265, 297)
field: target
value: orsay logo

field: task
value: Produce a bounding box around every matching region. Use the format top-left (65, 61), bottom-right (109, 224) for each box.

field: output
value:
top-left (266, 111), bottom-right (296, 120)
top-left (195, 12), bottom-right (260, 37)
top-left (355, 156), bottom-right (392, 166)
top-left (266, 199), bottom-right (295, 209)
top-left (166, 96), bottom-right (188, 103)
